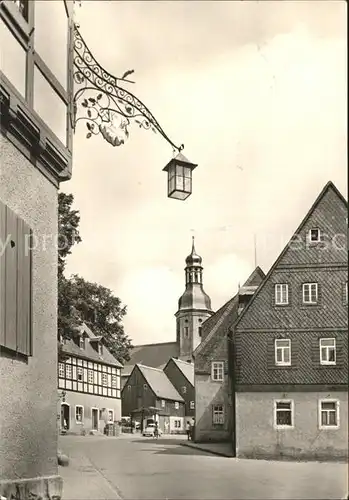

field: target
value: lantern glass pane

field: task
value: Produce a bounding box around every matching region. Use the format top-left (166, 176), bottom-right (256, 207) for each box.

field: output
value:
top-left (34, 66), bottom-right (67, 145)
top-left (184, 177), bottom-right (191, 193)
top-left (176, 165), bottom-right (184, 177)
top-left (169, 176), bottom-right (176, 194)
top-left (0, 22), bottom-right (26, 97)
top-left (169, 164), bottom-right (176, 179)
top-left (176, 176), bottom-right (184, 191)
top-left (183, 167), bottom-right (191, 178)
top-left (34, 0), bottom-right (68, 88)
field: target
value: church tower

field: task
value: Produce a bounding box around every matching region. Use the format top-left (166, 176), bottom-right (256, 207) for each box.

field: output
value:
top-left (175, 238), bottom-right (214, 362)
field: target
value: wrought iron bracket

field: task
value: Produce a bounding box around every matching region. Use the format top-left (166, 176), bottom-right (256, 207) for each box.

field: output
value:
top-left (72, 25), bottom-right (184, 152)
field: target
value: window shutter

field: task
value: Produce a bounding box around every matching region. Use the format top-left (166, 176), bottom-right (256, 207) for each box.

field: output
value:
top-left (266, 337), bottom-right (275, 370)
top-left (16, 217), bottom-right (32, 355)
top-left (0, 201), bottom-right (6, 346)
top-left (0, 201), bottom-right (32, 356)
top-left (4, 205), bottom-right (17, 352)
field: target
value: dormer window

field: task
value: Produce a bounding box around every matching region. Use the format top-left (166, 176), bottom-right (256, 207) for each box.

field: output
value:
top-left (98, 343), bottom-right (103, 355)
top-left (308, 228), bottom-right (321, 243)
top-left (79, 336), bottom-right (85, 349)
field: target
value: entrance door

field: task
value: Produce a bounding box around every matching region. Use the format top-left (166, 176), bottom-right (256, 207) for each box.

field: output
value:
top-left (61, 404), bottom-right (70, 430)
top-left (92, 408), bottom-right (98, 430)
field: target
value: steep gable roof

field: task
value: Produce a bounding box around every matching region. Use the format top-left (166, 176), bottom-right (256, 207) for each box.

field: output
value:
top-left (194, 267), bottom-right (265, 358)
top-left (137, 364), bottom-right (184, 402)
top-left (232, 181), bottom-right (348, 332)
top-left (165, 358), bottom-right (194, 386)
top-left (61, 322), bottom-right (123, 368)
top-left (122, 341), bottom-right (178, 377)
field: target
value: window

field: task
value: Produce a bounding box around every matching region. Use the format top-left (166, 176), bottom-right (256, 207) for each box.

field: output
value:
top-left (274, 400), bottom-right (293, 428)
top-left (319, 338), bottom-right (336, 365)
top-left (111, 375), bottom-right (117, 388)
top-left (182, 386), bottom-right (187, 394)
top-left (161, 400), bottom-right (165, 408)
top-left (174, 420), bottom-right (181, 428)
top-left (75, 405), bottom-right (84, 424)
top-left (198, 327), bottom-right (202, 337)
top-left (79, 336), bottom-right (85, 349)
top-left (211, 361), bottom-right (224, 382)
top-left (127, 385), bottom-right (131, 391)
top-left (98, 343), bottom-right (103, 355)
top-left (345, 282), bottom-right (348, 304)
top-left (174, 402), bottom-right (179, 410)
top-left (143, 384), bottom-right (148, 391)
top-left (308, 228), bottom-right (321, 243)
top-left (212, 404), bottom-right (224, 425)
top-left (0, 202), bottom-right (32, 356)
top-left (58, 363), bottom-right (65, 378)
top-left (88, 369), bottom-right (94, 384)
top-left (190, 401), bottom-right (195, 410)
top-left (108, 410), bottom-right (114, 423)
top-left (319, 400), bottom-right (339, 429)
top-left (65, 364), bottom-right (72, 379)
top-left (275, 339), bottom-right (291, 366)
top-left (275, 284), bottom-right (289, 305)
top-left (184, 327), bottom-right (189, 337)
top-left (77, 367), bottom-right (83, 381)
top-left (102, 373), bottom-right (108, 386)
top-left (302, 283), bottom-right (318, 304)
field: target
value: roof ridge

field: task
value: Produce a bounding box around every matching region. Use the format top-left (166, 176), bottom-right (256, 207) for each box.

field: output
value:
top-left (137, 363), bottom-right (164, 372)
top-left (231, 181), bottom-right (347, 331)
top-left (132, 341), bottom-right (177, 348)
top-left (194, 294), bottom-right (238, 357)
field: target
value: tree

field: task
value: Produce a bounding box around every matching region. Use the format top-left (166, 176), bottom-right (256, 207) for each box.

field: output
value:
top-left (57, 192), bottom-right (132, 363)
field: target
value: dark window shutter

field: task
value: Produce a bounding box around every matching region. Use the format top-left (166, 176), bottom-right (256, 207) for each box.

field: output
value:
top-left (4, 205), bottom-right (17, 352)
top-left (0, 201), bottom-right (6, 346)
top-left (16, 218), bottom-right (32, 355)
top-left (266, 337), bottom-right (275, 370)
top-left (0, 201), bottom-right (32, 356)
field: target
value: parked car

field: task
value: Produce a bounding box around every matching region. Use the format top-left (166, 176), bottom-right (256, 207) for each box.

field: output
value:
top-left (142, 423), bottom-right (162, 437)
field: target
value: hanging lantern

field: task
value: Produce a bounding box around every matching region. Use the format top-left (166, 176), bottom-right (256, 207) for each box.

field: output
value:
top-left (163, 152), bottom-right (198, 200)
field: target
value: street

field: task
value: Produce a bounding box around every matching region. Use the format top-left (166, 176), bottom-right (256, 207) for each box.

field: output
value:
top-left (59, 435), bottom-right (348, 500)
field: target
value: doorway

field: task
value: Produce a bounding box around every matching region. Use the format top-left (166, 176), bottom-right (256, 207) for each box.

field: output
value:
top-left (61, 403), bottom-right (70, 431)
top-left (92, 408), bottom-right (99, 430)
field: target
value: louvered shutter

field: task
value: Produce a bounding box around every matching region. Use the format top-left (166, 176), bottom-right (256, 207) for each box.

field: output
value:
top-left (0, 201), bottom-right (32, 356)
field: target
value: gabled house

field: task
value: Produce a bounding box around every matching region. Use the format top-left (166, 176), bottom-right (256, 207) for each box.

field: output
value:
top-left (163, 358), bottom-right (195, 421)
top-left (230, 181), bottom-right (348, 461)
top-left (193, 267), bottom-right (265, 442)
top-left (121, 341), bottom-right (178, 389)
top-left (122, 364), bottom-right (185, 434)
top-left (58, 323), bottom-right (122, 434)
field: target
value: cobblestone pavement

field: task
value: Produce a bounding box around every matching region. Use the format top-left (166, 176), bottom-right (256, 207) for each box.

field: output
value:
top-left (59, 435), bottom-right (348, 500)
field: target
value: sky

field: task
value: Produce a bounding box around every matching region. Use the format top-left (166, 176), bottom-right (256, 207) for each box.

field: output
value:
top-left (61, 0), bottom-right (347, 347)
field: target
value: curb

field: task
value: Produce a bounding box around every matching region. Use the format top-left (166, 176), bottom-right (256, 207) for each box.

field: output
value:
top-left (180, 442), bottom-right (234, 458)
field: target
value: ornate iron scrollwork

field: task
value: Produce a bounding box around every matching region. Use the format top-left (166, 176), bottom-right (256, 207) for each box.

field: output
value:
top-left (72, 26), bottom-right (184, 152)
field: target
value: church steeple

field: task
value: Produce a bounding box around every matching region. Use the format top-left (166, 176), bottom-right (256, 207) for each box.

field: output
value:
top-left (175, 239), bottom-right (214, 361)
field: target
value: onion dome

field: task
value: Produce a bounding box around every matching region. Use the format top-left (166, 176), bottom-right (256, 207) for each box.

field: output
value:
top-left (185, 237), bottom-right (202, 267)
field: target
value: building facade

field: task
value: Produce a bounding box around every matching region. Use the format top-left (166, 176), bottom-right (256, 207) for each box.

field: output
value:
top-left (231, 182), bottom-right (348, 461)
top-left (122, 364), bottom-right (186, 433)
top-left (0, 2), bottom-right (74, 498)
top-left (163, 357), bottom-right (195, 421)
top-left (58, 324), bottom-right (122, 434)
top-left (194, 267), bottom-right (265, 443)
